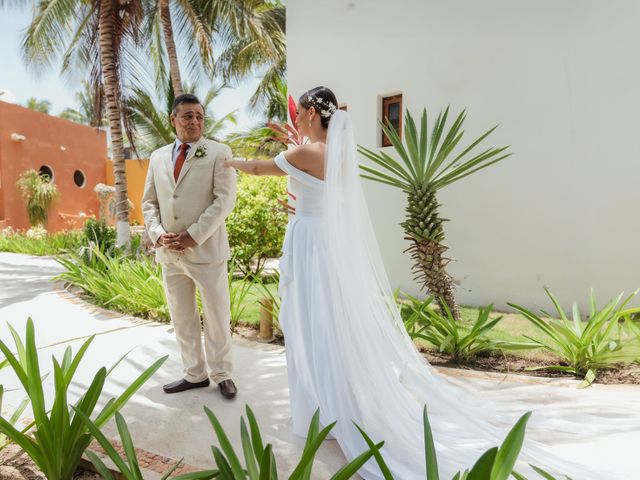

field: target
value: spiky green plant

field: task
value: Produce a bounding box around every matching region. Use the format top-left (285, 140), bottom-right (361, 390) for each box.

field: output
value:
top-left (16, 169), bottom-right (59, 227)
top-left (358, 108), bottom-right (511, 320)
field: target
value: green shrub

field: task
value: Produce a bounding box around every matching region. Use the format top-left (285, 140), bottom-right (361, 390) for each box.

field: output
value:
top-left (509, 288), bottom-right (639, 385)
top-left (227, 173), bottom-right (288, 275)
top-left (83, 218), bottom-right (117, 253)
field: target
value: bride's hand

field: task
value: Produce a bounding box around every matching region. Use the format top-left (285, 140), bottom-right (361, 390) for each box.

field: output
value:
top-left (224, 158), bottom-right (237, 169)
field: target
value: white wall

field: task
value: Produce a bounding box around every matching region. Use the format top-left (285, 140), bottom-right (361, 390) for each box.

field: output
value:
top-left (287, 0), bottom-right (640, 312)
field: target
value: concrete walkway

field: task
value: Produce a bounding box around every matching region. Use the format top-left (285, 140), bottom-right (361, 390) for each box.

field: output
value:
top-left (0, 252), bottom-right (639, 479)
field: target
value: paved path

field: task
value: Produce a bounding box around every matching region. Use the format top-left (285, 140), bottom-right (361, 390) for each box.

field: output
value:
top-left (0, 252), bottom-right (638, 478)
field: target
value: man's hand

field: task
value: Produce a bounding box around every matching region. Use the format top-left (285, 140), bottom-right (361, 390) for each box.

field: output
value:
top-left (164, 231), bottom-right (197, 252)
top-left (158, 232), bottom-right (178, 248)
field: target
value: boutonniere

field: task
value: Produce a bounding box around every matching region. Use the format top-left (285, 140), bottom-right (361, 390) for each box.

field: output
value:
top-left (194, 145), bottom-right (207, 158)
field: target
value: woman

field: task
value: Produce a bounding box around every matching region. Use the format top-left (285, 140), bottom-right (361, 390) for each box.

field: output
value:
top-left (225, 87), bottom-right (611, 479)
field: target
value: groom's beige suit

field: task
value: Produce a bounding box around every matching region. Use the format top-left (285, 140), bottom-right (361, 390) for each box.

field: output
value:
top-left (142, 136), bottom-right (236, 383)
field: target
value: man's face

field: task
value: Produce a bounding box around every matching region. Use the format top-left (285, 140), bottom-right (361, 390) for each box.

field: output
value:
top-left (171, 102), bottom-right (205, 143)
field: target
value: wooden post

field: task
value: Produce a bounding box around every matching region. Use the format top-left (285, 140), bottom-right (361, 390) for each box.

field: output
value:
top-left (257, 298), bottom-right (275, 343)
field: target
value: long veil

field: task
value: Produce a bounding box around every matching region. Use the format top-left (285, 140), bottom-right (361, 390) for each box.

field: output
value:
top-left (320, 111), bottom-right (628, 479)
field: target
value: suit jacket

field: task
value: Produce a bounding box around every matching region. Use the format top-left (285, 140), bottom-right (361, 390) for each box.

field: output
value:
top-left (142, 137), bottom-right (236, 264)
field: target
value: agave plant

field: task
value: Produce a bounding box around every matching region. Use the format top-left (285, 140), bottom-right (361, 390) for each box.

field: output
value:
top-left (203, 405), bottom-right (382, 479)
top-left (0, 318), bottom-right (167, 479)
top-left (358, 108), bottom-right (511, 320)
top-left (508, 288), bottom-right (639, 386)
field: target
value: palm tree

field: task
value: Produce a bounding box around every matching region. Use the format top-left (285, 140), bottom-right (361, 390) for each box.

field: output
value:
top-left (146, 0), bottom-right (215, 97)
top-left (358, 108), bottom-right (511, 320)
top-left (226, 123), bottom-right (286, 160)
top-left (22, 0), bottom-right (145, 246)
top-left (24, 97), bottom-right (51, 114)
top-left (128, 81), bottom-right (237, 156)
top-left (214, 0), bottom-right (286, 122)
top-left (59, 81), bottom-right (106, 127)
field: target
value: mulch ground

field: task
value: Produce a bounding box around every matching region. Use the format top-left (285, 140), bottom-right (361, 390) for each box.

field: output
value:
top-left (419, 348), bottom-right (640, 385)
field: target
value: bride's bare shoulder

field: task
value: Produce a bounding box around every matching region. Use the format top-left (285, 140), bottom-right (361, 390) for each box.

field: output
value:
top-left (283, 143), bottom-right (325, 171)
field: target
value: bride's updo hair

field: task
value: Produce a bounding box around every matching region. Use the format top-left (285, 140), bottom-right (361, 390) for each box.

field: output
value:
top-left (299, 86), bottom-right (338, 129)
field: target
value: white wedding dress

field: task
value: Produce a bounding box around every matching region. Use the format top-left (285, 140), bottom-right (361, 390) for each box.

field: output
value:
top-left (273, 112), bottom-right (629, 479)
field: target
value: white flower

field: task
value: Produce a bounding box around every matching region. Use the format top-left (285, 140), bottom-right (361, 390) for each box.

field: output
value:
top-left (195, 146), bottom-right (207, 158)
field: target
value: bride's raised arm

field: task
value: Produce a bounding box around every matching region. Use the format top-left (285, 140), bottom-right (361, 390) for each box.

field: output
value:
top-left (224, 144), bottom-right (321, 177)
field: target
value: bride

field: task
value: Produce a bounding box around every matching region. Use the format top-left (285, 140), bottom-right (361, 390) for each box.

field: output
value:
top-left (225, 87), bottom-right (615, 479)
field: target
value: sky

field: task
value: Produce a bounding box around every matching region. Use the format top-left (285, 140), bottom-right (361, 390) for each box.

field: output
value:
top-left (0, 9), bottom-right (263, 136)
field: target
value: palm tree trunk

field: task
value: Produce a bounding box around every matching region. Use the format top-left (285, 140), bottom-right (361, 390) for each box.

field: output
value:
top-left (406, 238), bottom-right (460, 321)
top-left (159, 0), bottom-right (183, 96)
top-left (100, 0), bottom-right (130, 247)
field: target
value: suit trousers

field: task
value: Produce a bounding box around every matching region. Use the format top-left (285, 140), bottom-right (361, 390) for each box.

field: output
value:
top-left (162, 258), bottom-right (232, 383)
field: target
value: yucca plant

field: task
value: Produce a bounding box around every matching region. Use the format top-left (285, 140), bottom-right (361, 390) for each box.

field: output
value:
top-left (358, 108), bottom-right (511, 320)
top-left (203, 404), bottom-right (383, 480)
top-left (508, 288), bottom-right (639, 386)
top-left (0, 318), bottom-right (167, 479)
top-left (16, 169), bottom-right (59, 227)
top-left (76, 410), bottom-right (217, 480)
top-left (398, 291), bottom-right (537, 362)
top-left (364, 406), bottom-right (568, 480)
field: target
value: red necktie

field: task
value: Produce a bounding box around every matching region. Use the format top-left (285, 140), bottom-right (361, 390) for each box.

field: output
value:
top-left (173, 143), bottom-right (190, 181)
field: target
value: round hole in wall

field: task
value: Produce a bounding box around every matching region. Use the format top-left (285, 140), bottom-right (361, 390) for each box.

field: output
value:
top-left (38, 165), bottom-right (54, 182)
top-left (73, 170), bottom-right (86, 188)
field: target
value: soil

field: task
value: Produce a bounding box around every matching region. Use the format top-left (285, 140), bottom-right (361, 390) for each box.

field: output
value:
top-left (420, 348), bottom-right (640, 385)
top-left (0, 444), bottom-right (101, 480)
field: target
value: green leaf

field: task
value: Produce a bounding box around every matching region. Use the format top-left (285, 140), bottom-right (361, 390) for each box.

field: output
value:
top-left (204, 406), bottom-right (245, 479)
top-left (330, 441), bottom-right (384, 480)
top-left (258, 444), bottom-right (273, 480)
top-left (530, 465), bottom-right (559, 480)
top-left (85, 450), bottom-right (117, 480)
top-left (467, 447), bottom-right (497, 479)
top-left (423, 406), bottom-right (439, 480)
top-left (490, 412), bottom-right (531, 480)
top-left (354, 423), bottom-right (394, 480)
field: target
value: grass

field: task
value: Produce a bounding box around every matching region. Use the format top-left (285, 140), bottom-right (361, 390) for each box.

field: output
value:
top-left (0, 229), bottom-right (85, 255)
top-left (235, 281), bottom-right (278, 327)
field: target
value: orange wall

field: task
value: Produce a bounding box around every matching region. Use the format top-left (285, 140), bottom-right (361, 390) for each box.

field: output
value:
top-left (105, 159), bottom-right (149, 225)
top-left (0, 101), bottom-right (107, 232)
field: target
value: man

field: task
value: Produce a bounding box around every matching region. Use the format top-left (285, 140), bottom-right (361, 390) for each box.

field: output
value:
top-left (142, 93), bottom-right (237, 399)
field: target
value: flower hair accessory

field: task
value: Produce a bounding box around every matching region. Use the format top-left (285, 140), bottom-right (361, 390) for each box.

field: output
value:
top-left (306, 95), bottom-right (337, 119)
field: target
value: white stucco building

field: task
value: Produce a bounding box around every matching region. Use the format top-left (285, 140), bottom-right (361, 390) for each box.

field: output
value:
top-left (286, 0), bottom-right (640, 311)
